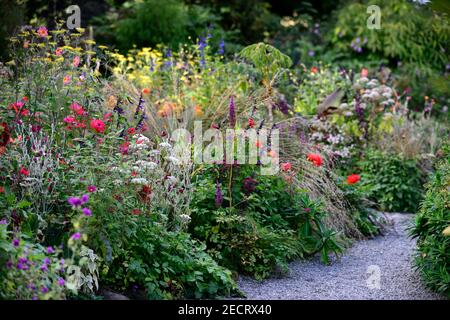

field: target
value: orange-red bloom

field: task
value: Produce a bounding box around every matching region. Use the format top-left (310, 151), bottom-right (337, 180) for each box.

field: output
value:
top-left (307, 153), bottom-right (323, 167)
top-left (347, 174), bottom-right (361, 185)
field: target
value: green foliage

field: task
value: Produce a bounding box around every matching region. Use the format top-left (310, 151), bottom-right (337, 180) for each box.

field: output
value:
top-left (339, 180), bottom-right (383, 237)
top-left (100, 216), bottom-right (236, 299)
top-left (239, 42), bottom-right (292, 83)
top-left (0, 224), bottom-right (66, 299)
top-left (411, 144), bottom-right (450, 297)
top-left (190, 164), bottom-right (344, 279)
top-left (358, 149), bottom-right (423, 213)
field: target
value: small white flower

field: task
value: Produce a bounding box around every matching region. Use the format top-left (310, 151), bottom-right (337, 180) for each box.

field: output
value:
top-left (159, 142), bottom-right (172, 149)
top-left (149, 149), bottom-right (160, 156)
top-left (166, 175), bottom-right (178, 185)
top-left (131, 178), bottom-right (149, 185)
top-left (166, 156), bottom-right (181, 166)
top-left (179, 214), bottom-right (191, 224)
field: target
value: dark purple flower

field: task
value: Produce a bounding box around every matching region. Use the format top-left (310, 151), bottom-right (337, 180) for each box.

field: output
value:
top-left (12, 238), bottom-right (20, 247)
top-left (229, 96), bottom-right (236, 128)
top-left (242, 177), bottom-right (258, 195)
top-left (215, 181), bottom-right (223, 208)
top-left (43, 257), bottom-right (50, 264)
top-left (276, 98), bottom-right (289, 115)
top-left (41, 287), bottom-right (49, 293)
top-left (82, 207), bottom-right (92, 217)
top-left (46, 246), bottom-right (55, 254)
top-left (40, 264), bottom-right (48, 272)
top-left (6, 260), bottom-right (13, 269)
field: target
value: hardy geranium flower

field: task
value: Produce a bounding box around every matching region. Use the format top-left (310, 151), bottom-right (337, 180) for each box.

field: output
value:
top-left (281, 162), bottom-right (292, 171)
top-left (68, 197), bottom-right (83, 207)
top-left (307, 153), bottom-right (323, 167)
top-left (47, 246), bottom-right (55, 254)
top-left (19, 167), bottom-right (29, 176)
top-left (347, 174), bottom-right (361, 185)
top-left (90, 119), bottom-right (106, 133)
top-left (82, 208), bottom-right (92, 217)
top-left (70, 233), bottom-right (81, 240)
top-left (37, 26), bottom-right (48, 38)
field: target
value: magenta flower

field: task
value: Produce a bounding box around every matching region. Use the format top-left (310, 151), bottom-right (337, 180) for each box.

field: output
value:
top-left (43, 257), bottom-right (50, 264)
top-left (57, 278), bottom-right (65, 286)
top-left (81, 194), bottom-right (89, 203)
top-left (70, 233), bottom-right (81, 240)
top-left (40, 264), bottom-right (48, 272)
top-left (12, 238), bottom-right (20, 247)
top-left (82, 207), bottom-right (92, 217)
top-left (87, 185), bottom-right (97, 193)
top-left (68, 197), bottom-right (83, 207)
top-left (41, 287), bottom-right (49, 293)
top-left (46, 246), bottom-right (55, 254)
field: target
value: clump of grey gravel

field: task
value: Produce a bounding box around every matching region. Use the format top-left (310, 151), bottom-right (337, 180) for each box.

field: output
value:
top-left (236, 213), bottom-right (444, 300)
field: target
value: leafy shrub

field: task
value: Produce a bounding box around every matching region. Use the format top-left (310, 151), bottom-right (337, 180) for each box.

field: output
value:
top-left (190, 164), bottom-right (344, 279)
top-left (358, 149), bottom-right (423, 212)
top-left (100, 216), bottom-right (236, 299)
top-left (411, 145), bottom-right (450, 297)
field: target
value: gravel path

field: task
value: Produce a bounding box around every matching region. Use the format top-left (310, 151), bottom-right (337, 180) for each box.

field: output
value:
top-left (237, 213), bottom-right (444, 300)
